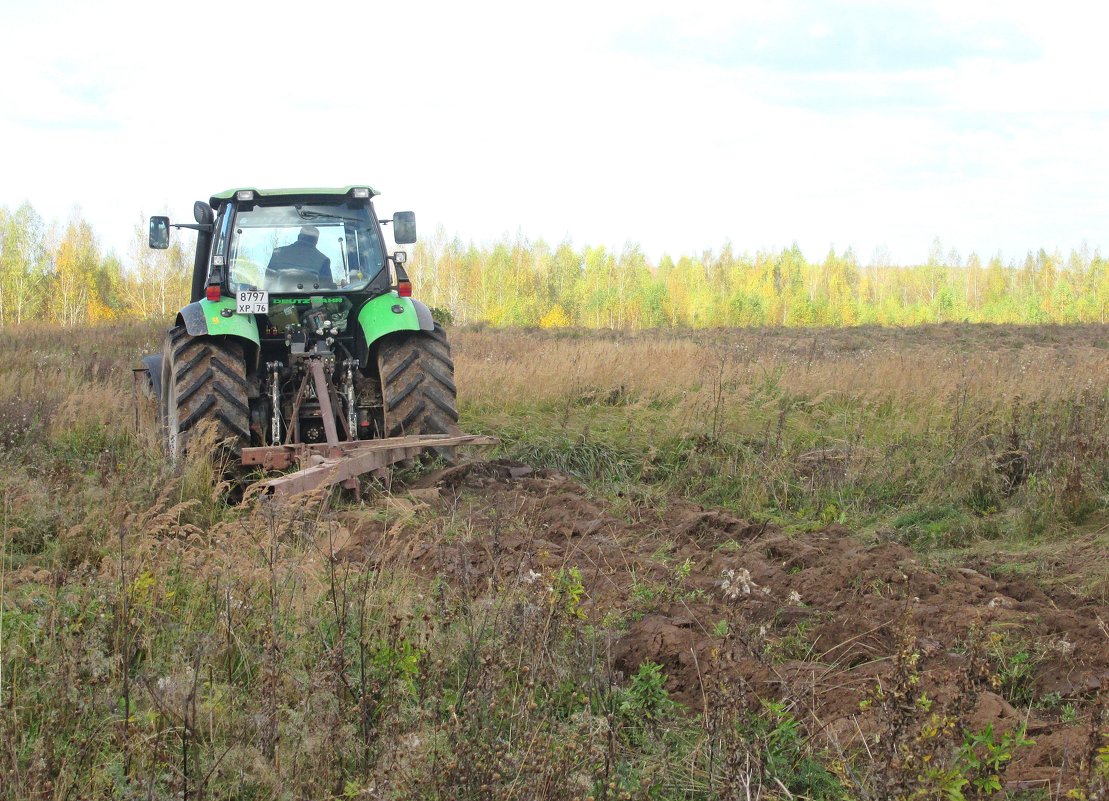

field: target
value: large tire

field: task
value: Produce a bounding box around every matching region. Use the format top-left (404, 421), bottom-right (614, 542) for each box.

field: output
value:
top-left (377, 323), bottom-right (460, 460)
top-left (161, 325), bottom-right (251, 460)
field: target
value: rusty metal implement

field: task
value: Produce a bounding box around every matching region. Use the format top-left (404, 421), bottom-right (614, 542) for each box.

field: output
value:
top-left (242, 434), bottom-right (498, 496)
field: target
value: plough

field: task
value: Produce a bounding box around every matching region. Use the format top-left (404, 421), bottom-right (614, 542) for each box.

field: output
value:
top-left (242, 433), bottom-right (497, 497)
top-left (135, 350), bottom-right (495, 499)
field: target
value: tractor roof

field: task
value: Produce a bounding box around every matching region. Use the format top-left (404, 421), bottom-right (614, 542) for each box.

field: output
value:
top-left (209, 185), bottom-right (379, 207)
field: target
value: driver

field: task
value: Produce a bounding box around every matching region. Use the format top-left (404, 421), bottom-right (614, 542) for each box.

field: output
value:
top-left (266, 225), bottom-right (333, 287)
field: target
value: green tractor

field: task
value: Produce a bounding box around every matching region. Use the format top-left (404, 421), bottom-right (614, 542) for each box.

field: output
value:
top-left (140, 186), bottom-right (469, 489)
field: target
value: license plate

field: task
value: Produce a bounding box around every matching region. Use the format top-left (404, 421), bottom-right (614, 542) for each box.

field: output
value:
top-left (236, 290), bottom-right (268, 314)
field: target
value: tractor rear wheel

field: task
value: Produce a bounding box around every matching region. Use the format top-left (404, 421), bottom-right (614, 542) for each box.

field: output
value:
top-left (377, 323), bottom-right (460, 460)
top-left (161, 325), bottom-right (251, 460)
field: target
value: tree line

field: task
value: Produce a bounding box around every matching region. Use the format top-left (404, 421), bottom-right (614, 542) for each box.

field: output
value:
top-left (2, 202), bottom-right (1108, 328)
top-left (412, 229), bottom-right (1109, 328)
top-left (0, 203), bottom-right (191, 327)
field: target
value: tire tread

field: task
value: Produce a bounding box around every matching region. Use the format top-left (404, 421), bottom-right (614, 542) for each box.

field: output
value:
top-left (162, 327), bottom-right (251, 458)
top-left (377, 323), bottom-right (460, 460)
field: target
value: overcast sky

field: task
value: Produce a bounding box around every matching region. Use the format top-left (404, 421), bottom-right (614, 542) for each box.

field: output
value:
top-left (1, 0), bottom-right (1106, 265)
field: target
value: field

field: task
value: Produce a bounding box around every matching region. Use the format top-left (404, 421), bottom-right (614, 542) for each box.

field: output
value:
top-left (1, 322), bottom-right (1108, 800)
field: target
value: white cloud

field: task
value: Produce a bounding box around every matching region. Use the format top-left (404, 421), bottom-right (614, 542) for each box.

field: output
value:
top-left (0, 0), bottom-right (1107, 266)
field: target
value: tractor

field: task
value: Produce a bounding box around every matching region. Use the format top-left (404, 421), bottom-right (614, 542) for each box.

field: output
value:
top-left (139, 186), bottom-right (487, 495)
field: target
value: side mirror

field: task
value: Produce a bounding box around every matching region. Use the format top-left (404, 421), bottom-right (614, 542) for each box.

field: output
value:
top-left (149, 216), bottom-right (170, 249)
top-left (392, 211), bottom-right (416, 244)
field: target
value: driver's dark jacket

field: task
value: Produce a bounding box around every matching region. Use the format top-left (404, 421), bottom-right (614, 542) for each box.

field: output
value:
top-left (266, 241), bottom-right (331, 284)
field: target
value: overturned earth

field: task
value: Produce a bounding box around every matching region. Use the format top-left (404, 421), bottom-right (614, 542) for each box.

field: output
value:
top-left (319, 459), bottom-right (1109, 792)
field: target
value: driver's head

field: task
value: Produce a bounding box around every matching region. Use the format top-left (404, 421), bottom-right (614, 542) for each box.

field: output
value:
top-left (297, 225), bottom-right (320, 245)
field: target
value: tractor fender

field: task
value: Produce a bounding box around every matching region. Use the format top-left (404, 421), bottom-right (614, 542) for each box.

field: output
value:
top-left (177, 298), bottom-right (262, 346)
top-left (357, 293), bottom-right (435, 352)
top-left (175, 298), bottom-right (262, 371)
top-left (177, 300), bottom-right (210, 336)
top-left (140, 354), bottom-right (163, 403)
top-left (410, 298), bottom-right (435, 331)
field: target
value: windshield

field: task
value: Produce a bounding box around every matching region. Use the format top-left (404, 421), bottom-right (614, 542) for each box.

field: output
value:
top-left (227, 202), bottom-right (385, 293)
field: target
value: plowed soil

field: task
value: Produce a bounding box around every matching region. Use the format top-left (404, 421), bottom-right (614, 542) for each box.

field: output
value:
top-left (333, 460), bottom-right (1109, 791)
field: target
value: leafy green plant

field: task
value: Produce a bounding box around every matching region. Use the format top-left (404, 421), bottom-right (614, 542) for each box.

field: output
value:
top-left (987, 633), bottom-right (1042, 707)
top-left (913, 723), bottom-right (1034, 800)
top-left (756, 700), bottom-right (847, 800)
top-left (1036, 691), bottom-right (1062, 711)
top-left (371, 637), bottom-right (422, 696)
top-left (549, 566), bottom-right (587, 620)
top-left (673, 556), bottom-right (693, 583)
top-left (429, 305), bottom-right (455, 326)
top-left (767, 620), bottom-right (814, 662)
top-left (961, 723), bottom-right (1035, 797)
top-left (629, 572), bottom-right (663, 608)
top-left (619, 661), bottom-right (675, 725)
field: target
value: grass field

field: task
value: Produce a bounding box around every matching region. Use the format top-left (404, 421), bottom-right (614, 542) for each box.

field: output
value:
top-left (459, 325), bottom-right (1109, 582)
top-left (1, 322), bottom-right (1107, 799)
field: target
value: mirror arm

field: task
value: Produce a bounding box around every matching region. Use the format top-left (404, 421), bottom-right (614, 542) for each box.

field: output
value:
top-left (172, 223), bottom-right (214, 233)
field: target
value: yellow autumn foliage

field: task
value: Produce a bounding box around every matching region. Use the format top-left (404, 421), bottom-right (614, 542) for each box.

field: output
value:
top-left (539, 304), bottom-right (571, 328)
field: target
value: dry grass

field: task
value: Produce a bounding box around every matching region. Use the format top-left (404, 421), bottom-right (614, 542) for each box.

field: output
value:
top-left (455, 324), bottom-right (1109, 406)
top-left (0, 321), bottom-right (1107, 799)
top-left (454, 325), bottom-right (1109, 574)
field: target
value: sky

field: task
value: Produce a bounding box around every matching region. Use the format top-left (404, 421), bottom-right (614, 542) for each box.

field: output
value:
top-left (1, 0), bottom-right (1107, 266)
